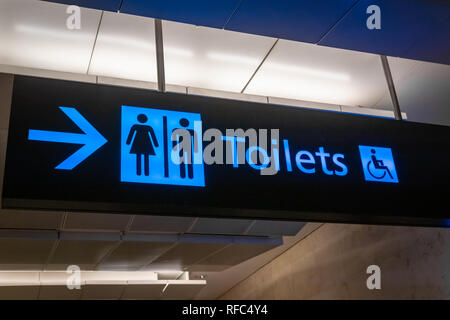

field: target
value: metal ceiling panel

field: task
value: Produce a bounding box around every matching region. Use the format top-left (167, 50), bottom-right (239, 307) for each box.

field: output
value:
top-left (40, 0), bottom-right (450, 65)
top-left (225, 0), bottom-right (358, 43)
top-left (244, 39), bottom-right (390, 108)
top-left (162, 20), bottom-right (275, 92)
top-left (89, 11), bottom-right (157, 82)
top-left (189, 218), bottom-right (253, 235)
top-left (147, 236), bottom-right (231, 270)
top-left (0, 210), bottom-right (62, 230)
top-left (63, 212), bottom-right (131, 231)
top-left (97, 239), bottom-right (175, 270)
top-left (0, 236), bottom-right (56, 270)
top-left (41, 0), bottom-right (121, 12)
top-left (246, 220), bottom-right (305, 236)
top-left (129, 215), bottom-right (194, 233)
top-left (188, 238), bottom-right (282, 271)
top-left (403, 18), bottom-right (450, 65)
top-left (386, 57), bottom-right (450, 126)
top-left (121, 0), bottom-right (241, 29)
top-left (47, 239), bottom-right (118, 270)
top-left (0, 0), bottom-right (102, 73)
top-left (319, 0), bottom-right (450, 64)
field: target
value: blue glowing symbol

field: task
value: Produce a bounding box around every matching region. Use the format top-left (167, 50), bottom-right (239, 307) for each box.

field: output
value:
top-left (28, 107), bottom-right (107, 170)
top-left (121, 106), bottom-right (205, 187)
top-left (359, 145), bottom-right (399, 183)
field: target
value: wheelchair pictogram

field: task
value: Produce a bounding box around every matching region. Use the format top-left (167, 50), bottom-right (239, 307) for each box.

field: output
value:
top-left (367, 148), bottom-right (394, 180)
top-left (359, 145), bottom-right (399, 183)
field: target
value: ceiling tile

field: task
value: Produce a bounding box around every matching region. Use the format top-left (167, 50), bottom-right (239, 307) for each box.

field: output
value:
top-left (188, 239), bottom-right (281, 272)
top-left (147, 238), bottom-right (229, 270)
top-left (163, 20), bottom-right (275, 92)
top-left (121, 0), bottom-right (241, 29)
top-left (47, 240), bottom-right (118, 270)
top-left (97, 240), bottom-right (175, 270)
top-left (0, 0), bottom-right (101, 73)
top-left (129, 215), bottom-right (194, 233)
top-left (42, 0), bottom-right (122, 12)
top-left (246, 220), bottom-right (305, 236)
top-left (0, 210), bottom-right (62, 230)
top-left (0, 238), bottom-right (55, 270)
top-left (404, 18), bottom-right (450, 65)
top-left (387, 57), bottom-right (450, 126)
top-left (318, 0), bottom-right (450, 60)
top-left (89, 11), bottom-right (157, 82)
top-left (226, 0), bottom-right (358, 43)
top-left (245, 39), bottom-right (390, 108)
top-left (63, 212), bottom-right (131, 231)
top-left (189, 218), bottom-right (253, 235)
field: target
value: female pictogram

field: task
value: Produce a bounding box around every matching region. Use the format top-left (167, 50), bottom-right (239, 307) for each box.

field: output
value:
top-left (126, 114), bottom-right (159, 176)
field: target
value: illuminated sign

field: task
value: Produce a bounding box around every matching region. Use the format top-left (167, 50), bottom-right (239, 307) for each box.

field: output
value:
top-left (2, 76), bottom-right (449, 227)
top-left (121, 106), bottom-right (205, 187)
top-left (283, 142), bottom-right (349, 177)
top-left (27, 105), bottom-right (394, 185)
top-left (28, 107), bottom-right (107, 170)
top-left (358, 146), bottom-right (398, 183)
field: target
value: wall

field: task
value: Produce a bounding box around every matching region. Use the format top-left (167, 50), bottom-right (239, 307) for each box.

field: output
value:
top-left (0, 73), bottom-right (12, 129)
top-left (220, 223), bottom-right (450, 299)
top-left (0, 73), bottom-right (13, 200)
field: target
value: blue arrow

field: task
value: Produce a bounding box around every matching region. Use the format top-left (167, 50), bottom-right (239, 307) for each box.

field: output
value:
top-left (28, 107), bottom-right (107, 170)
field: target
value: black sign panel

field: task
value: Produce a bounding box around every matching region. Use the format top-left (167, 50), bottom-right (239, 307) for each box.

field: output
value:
top-left (2, 76), bottom-right (450, 227)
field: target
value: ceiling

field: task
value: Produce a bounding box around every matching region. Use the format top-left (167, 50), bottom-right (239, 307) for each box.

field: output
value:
top-left (1, 0), bottom-right (449, 125)
top-left (0, 223), bottom-right (323, 299)
top-left (0, 225), bottom-right (283, 272)
top-left (41, 0), bottom-right (450, 66)
top-left (1, 0), bottom-right (448, 299)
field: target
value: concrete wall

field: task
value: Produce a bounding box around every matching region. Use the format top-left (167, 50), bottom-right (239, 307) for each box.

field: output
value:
top-left (220, 223), bottom-right (450, 299)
